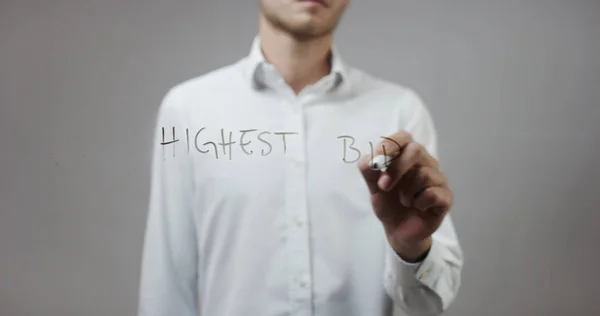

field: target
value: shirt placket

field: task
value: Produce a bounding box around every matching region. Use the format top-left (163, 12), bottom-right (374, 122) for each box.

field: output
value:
top-left (283, 95), bottom-right (313, 316)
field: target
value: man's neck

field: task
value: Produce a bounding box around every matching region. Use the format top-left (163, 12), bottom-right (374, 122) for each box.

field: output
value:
top-left (258, 16), bottom-right (333, 94)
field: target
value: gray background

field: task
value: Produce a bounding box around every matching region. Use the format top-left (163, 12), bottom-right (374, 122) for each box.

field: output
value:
top-left (1, 0), bottom-right (599, 315)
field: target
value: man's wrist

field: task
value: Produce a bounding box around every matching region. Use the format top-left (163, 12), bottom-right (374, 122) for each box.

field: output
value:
top-left (388, 236), bottom-right (432, 263)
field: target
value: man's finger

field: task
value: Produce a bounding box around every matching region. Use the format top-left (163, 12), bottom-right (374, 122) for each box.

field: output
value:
top-left (365, 132), bottom-right (412, 192)
top-left (359, 130), bottom-right (409, 194)
top-left (398, 167), bottom-right (447, 207)
top-left (371, 132), bottom-right (413, 162)
top-left (379, 141), bottom-right (439, 192)
top-left (358, 154), bottom-right (382, 194)
top-left (413, 186), bottom-right (453, 213)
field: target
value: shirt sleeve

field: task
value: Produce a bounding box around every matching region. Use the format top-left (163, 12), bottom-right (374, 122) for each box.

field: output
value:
top-left (138, 88), bottom-right (199, 316)
top-left (383, 90), bottom-right (464, 315)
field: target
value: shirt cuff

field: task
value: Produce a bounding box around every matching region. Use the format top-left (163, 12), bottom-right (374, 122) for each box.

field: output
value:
top-left (386, 238), bottom-right (445, 289)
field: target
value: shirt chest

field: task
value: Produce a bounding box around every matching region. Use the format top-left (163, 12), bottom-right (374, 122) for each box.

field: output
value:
top-left (181, 94), bottom-right (403, 221)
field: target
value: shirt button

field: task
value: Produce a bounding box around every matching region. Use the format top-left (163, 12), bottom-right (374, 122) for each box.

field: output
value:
top-left (297, 274), bottom-right (309, 287)
top-left (289, 157), bottom-right (302, 167)
top-left (294, 216), bottom-right (305, 227)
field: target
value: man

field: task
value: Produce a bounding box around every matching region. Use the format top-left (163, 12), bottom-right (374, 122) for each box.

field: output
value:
top-left (138, 0), bottom-right (463, 315)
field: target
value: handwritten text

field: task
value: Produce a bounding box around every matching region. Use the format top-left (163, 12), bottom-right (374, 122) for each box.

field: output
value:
top-left (160, 127), bottom-right (402, 164)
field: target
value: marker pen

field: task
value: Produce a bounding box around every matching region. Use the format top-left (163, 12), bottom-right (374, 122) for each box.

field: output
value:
top-left (370, 155), bottom-right (393, 172)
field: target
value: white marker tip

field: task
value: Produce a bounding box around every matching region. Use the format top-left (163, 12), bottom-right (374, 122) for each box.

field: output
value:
top-left (370, 155), bottom-right (393, 172)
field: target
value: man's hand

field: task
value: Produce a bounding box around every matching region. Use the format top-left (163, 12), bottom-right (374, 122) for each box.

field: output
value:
top-left (358, 131), bottom-right (453, 263)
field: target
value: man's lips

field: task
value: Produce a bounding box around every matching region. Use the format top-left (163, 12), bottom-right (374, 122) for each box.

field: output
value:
top-left (298, 0), bottom-right (328, 8)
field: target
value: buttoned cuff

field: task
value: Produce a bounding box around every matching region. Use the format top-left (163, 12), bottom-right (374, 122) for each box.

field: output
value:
top-left (385, 238), bottom-right (444, 289)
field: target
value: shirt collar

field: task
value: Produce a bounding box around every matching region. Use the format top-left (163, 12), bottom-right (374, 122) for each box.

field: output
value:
top-left (244, 35), bottom-right (349, 91)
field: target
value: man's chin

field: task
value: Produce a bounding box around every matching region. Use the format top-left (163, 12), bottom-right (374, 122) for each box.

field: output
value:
top-left (290, 29), bottom-right (331, 41)
top-left (285, 21), bottom-right (332, 39)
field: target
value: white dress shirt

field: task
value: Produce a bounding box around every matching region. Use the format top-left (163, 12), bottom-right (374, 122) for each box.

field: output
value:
top-left (138, 36), bottom-right (463, 316)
